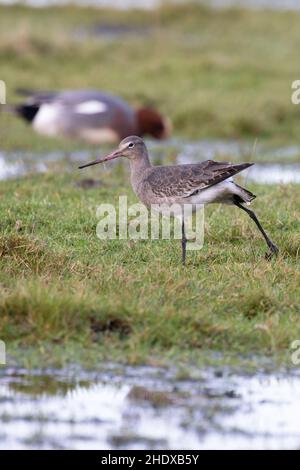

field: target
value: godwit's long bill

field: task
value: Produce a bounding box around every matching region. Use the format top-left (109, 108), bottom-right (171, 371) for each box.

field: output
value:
top-left (79, 136), bottom-right (278, 265)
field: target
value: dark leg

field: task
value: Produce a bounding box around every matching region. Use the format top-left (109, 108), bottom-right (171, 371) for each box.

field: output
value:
top-left (181, 219), bottom-right (187, 266)
top-left (234, 199), bottom-right (279, 259)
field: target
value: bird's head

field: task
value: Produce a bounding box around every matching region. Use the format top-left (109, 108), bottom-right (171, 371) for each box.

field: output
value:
top-left (78, 136), bottom-right (146, 169)
top-left (136, 107), bottom-right (171, 139)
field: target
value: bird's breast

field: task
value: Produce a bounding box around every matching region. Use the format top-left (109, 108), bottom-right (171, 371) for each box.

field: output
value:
top-left (32, 104), bottom-right (62, 136)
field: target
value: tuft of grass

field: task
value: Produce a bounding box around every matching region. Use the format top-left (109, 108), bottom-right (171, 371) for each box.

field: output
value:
top-left (0, 233), bottom-right (72, 276)
top-left (0, 278), bottom-right (133, 346)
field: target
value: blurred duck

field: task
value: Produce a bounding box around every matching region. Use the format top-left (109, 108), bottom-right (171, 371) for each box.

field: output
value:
top-left (8, 89), bottom-right (171, 144)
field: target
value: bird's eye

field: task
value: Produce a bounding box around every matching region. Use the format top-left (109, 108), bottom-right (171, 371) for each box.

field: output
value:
top-left (128, 142), bottom-right (135, 149)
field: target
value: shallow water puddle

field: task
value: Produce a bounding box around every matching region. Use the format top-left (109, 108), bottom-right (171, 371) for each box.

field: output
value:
top-left (75, 23), bottom-right (152, 42)
top-left (1, 140), bottom-right (300, 184)
top-left (0, 149), bottom-right (89, 181)
top-left (2, 0), bottom-right (300, 11)
top-left (0, 365), bottom-right (300, 449)
top-left (0, 0), bottom-right (161, 8)
top-left (210, 0), bottom-right (300, 11)
top-left (244, 163), bottom-right (300, 184)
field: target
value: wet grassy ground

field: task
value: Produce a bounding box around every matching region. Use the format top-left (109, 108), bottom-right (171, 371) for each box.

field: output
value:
top-left (0, 160), bottom-right (299, 367)
top-left (0, 4), bottom-right (299, 368)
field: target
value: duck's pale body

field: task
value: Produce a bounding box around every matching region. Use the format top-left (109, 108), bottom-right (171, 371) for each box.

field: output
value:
top-left (9, 89), bottom-right (171, 144)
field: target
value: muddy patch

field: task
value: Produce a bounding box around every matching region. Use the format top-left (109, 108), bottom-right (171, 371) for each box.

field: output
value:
top-left (75, 178), bottom-right (105, 189)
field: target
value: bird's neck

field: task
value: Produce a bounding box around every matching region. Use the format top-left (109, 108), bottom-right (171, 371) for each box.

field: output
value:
top-left (129, 153), bottom-right (151, 194)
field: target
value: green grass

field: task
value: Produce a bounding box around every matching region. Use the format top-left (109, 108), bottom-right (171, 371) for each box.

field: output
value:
top-left (0, 3), bottom-right (300, 152)
top-left (0, 168), bottom-right (299, 366)
top-left (0, 4), bottom-right (300, 368)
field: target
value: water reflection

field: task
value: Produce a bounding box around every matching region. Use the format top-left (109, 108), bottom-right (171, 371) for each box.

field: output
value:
top-left (1, 365), bottom-right (300, 449)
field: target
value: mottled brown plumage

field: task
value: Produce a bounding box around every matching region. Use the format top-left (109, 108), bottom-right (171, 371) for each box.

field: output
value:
top-left (143, 161), bottom-right (253, 198)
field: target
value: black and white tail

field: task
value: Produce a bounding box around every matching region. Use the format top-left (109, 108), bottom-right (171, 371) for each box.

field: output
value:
top-left (233, 182), bottom-right (256, 204)
top-left (1, 103), bottom-right (39, 123)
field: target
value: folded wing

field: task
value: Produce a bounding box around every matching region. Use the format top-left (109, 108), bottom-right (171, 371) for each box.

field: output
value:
top-left (145, 160), bottom-right (253, 198)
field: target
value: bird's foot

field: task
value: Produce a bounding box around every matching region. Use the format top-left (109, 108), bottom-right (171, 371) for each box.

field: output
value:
top-left (265, 242), bottom-right (279, 260)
